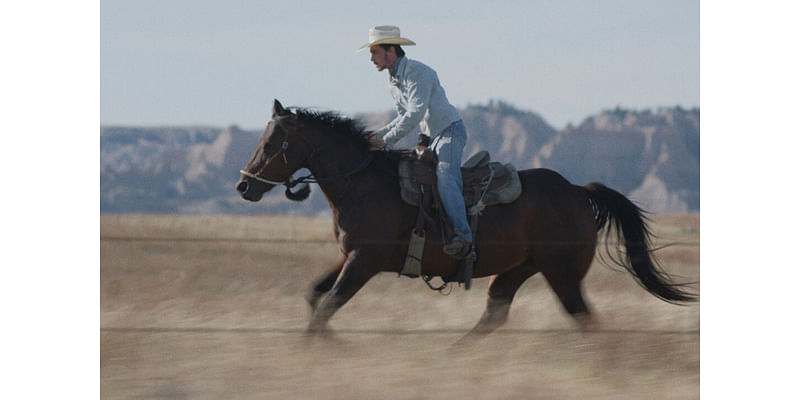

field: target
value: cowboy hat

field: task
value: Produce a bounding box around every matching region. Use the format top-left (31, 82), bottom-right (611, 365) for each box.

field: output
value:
top-left (357, 25), bottom-right (416, 52)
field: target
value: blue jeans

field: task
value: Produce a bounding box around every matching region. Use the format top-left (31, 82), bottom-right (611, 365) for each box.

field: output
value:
top-left (431, 120), bottom-right (473, 243)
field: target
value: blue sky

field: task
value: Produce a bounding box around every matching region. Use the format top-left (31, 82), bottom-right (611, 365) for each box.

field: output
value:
top-left (101, 0), bottom-right (699, 129)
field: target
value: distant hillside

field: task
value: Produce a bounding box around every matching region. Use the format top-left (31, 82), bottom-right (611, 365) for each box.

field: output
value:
top-left (533, 106), bottom-right (700, 212)
top-left (100, 103), bottom-right (699, 215)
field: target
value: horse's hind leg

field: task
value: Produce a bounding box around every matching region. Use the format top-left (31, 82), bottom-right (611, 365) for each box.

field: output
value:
top-left (468, 260), bottom-right (540, 336)
top-left (541, 266), bottom-right (593, 329)
top-left (306, 257), bottom-right (346, 312)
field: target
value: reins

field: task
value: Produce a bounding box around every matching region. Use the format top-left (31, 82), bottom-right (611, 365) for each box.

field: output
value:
top-left (240, 129), bottom-right (376, 190)
top-left (241, 152), bottom-right (375, 189)
top-left (288, 152), bottom-right (375, 188)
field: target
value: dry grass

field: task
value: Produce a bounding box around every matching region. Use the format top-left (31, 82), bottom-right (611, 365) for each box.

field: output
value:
top-left (101, 214), bottom-right (699, 399)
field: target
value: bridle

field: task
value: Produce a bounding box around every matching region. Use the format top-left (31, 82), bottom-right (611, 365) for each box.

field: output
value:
top-left (239, 140), bottom-right (292, 185)
top-left (238, 169), bottom-right (287, 186)
top-left (239, 118), bottom-right (375, 189)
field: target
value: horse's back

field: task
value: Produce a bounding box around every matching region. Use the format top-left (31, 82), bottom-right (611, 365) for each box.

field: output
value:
top-left (517, 168), bottom-right (588, 203)
top-left (518, 167), bottom-right (573, 188)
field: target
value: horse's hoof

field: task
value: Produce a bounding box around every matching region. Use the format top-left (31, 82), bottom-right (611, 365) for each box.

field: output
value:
top-left (305, 323), bottom-right (330, 336)
top-left (452, 332), bottom-right (484, 348)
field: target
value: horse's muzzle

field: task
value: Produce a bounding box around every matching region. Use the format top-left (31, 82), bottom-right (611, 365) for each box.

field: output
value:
top-left (235, 178), bottom-right (267, 202)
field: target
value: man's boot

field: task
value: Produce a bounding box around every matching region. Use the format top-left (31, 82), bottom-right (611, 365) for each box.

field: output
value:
top-left (443, 239), bottom-right (470, 258)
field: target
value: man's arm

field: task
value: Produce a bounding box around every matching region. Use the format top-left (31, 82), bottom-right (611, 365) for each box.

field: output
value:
top-left (374, 113), bottom-right (400, 137)
top-left (379, 66), bottom-right (434, 147)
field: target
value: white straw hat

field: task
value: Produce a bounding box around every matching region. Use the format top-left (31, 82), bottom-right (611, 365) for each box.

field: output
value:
top-left (357, 25), bottom-right (416, 52)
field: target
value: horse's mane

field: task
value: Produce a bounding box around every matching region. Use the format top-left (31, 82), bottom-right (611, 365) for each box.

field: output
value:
top-left (292, 107), bottom-right (411, 169)
top-left (294, 108), bottom-right (369, 148)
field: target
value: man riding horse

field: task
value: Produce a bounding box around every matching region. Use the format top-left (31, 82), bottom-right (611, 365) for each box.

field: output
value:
top-left (234, 26), bottom-right (696, 337)
top-left (359, 25), bottom-right (474, 261)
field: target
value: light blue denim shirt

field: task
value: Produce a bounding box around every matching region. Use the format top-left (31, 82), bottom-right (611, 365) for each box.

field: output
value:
top-left (375, 56), bottom-right (461, 147)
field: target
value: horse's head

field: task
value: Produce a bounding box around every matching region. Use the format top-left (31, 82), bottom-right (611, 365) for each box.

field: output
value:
top-left (236, 99), bottom-right (313, 202)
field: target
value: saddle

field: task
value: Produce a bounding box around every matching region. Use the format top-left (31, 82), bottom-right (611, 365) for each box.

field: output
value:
top-left (398, 149), bottom-right (522, 211)
top-left (398, 149), bottom-right (522, 284)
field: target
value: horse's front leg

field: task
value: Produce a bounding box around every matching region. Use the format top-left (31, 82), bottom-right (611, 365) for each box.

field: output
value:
top-left (307, 253), bottom-right (376, 334)
top-left (306, 256), bottom-right (346, 313)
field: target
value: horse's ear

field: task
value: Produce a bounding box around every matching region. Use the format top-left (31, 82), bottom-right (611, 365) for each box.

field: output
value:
top-left (273, 99), bottom-right (290, 117)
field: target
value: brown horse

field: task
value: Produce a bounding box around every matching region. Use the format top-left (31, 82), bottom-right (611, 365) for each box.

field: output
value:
top-left (236, 100), bottom-right (696, 336)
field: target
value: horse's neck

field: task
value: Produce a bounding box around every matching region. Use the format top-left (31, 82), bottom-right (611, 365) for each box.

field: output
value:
top-left (308, 151), bottom-right (398, 216)
top-left (306, 148), bottom-right (372, 204)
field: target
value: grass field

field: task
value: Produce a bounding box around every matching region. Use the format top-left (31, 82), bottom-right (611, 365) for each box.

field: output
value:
top-left (101, 214), bottom-right (699, 399)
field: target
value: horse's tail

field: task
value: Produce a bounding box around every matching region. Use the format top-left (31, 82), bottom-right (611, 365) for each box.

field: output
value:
top-left (584, 182), bottom-right (697, 303)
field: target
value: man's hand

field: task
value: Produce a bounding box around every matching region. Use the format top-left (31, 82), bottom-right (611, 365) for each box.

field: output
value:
top-left (417, 133), bottom-right (431, 147)
top-left (366, 132), bottom-right (387, 151)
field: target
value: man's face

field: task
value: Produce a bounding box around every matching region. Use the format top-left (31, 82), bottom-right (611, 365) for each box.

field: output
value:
top-left (369, 45), bottom-right (396, 71)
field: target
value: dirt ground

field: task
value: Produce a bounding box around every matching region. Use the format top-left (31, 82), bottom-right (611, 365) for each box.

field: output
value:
top-left (100, 214), bottom-right (699, 399)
